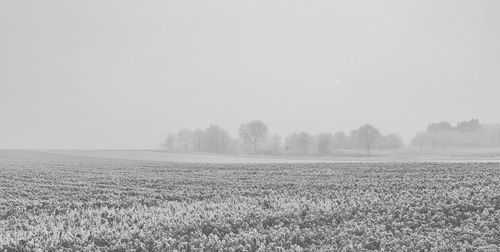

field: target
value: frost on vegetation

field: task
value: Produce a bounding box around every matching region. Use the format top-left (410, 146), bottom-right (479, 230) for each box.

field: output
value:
top-left (1, 158), bottom-right (500, 251)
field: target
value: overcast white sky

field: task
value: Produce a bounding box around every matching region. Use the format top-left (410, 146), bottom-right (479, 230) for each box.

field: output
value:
top-left (1, 0), bottom-right (499, 149)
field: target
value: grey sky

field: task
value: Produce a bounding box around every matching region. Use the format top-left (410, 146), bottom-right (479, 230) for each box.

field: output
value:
top-left (1, 0), bottom-right (499, 149)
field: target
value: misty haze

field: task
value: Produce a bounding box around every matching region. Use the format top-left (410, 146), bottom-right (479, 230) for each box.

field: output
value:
top-left (1, 0), bottom-right (500, 251)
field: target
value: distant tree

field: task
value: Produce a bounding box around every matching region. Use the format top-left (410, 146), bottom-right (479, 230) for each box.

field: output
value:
top-left (427, 121), bottom-right (453, 133)
top-left (411, 132), bottom-right (427, 149)
top-left (192, 129), bottom-right (204, 152)
top-left (496, 126), bottom-right (500, 146)
top-left (271, 134), bottom-right (282, 153)
top-left (297, 132), bottom-right (313, 154)
top-left (456, 119), bottom-right (481, 133)
top-left (411, 119), bottom-right (497, 148)
top-left (175, 129), bottom-right (193, 151)
top-left (285, 133), bottom-right (297, 152)
top-left (379, 133), bottom-right (404, 149)
top-left (317, 133), bottom-right (333, 155)
top-left (350, 124), bottom-right (382, 156)
top-left (285, 132), bottom-right (314, 154)
top-left (285, 133), bottom-right (298, 152)
top-left (204, 125), bottom-right (231, 153)
top-left (331, 132), bottom-right (348, 150)
top-left (239, 120), bottom-right (268, 154)
top-left (163, 134), bottom-right (176, 150)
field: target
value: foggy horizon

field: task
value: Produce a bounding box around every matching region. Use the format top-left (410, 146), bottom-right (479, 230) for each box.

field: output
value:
top-left (3, 2), bottom-right (500, 250)
top-left (2, 0), bottom-right (500, 149)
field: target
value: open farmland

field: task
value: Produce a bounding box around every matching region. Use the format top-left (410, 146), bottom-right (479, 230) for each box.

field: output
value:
top-left (1, 151), bottom-right (500, 251)
top-left (37, 150), bottom-right (331, 164)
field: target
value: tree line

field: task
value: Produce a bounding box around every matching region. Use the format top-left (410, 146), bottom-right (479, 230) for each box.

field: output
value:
top-left (163, 119), bottom-right (500, 156)
top-left (162, 121), bottom-right (403, 156)
top-left (411, 119), bottom-right (500, 148)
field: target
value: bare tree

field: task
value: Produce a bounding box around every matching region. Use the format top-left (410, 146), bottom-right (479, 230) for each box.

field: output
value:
top-left (411, 132), bottom-right (427, 149)
top-left (456, 119), bottom-right (481, 133)
top-left (239, 120), bottom-right (268, 154)
top-left (379, 133), bottom-right (404, 149)
top-left (317, 133), bottom-right (333, 155)
top-left (163, 134), bottom-right (176, 150)
top-left (204, 125), bottom-right (231, 154)
top-left (176, 129), bottom-right (193, 151)
top-left (427, 121), bottom-right (453, 133)
top-left (331, 132), bottom-right (348, 150)
top-left (350, 124), bottom-right (382, 156)
top-left (297, 132), bottom-right (313, 154)
top-left (410, 119), bottom-right (500, 148)
top-left (271, 134), bottom-right (282, 153)
top-left (192, 129), bottom-right (204, 152)
top-left (285, 132), bottom-right (313, 154)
